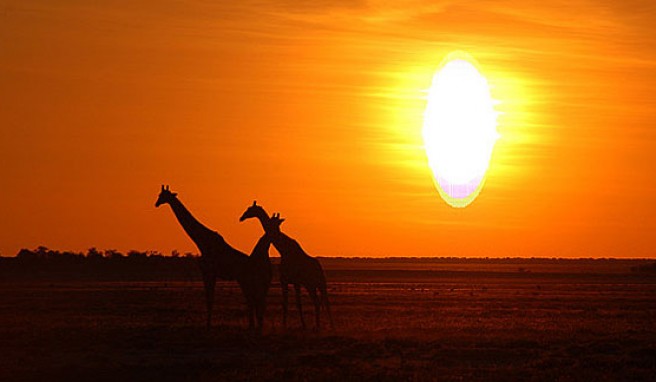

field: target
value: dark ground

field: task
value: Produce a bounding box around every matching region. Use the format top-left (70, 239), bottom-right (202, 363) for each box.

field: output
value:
top-left (1, 259), bottom-right (655, 381)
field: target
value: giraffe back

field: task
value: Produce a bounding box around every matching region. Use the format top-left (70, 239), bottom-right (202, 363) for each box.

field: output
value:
top-left (202, 231), bottom-right (248, 281)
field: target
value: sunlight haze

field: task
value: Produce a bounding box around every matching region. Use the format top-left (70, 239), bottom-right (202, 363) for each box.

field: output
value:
top-left (1, 0), bottom-right (655, 258)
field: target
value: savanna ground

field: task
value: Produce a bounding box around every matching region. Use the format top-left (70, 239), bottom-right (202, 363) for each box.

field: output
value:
top-left (1, 260), bottom-right (655, 381)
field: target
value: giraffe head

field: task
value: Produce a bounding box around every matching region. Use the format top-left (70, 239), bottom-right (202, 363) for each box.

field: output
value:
top-left (239, 200), bottom-right (267, 222)
top-left (240, 201), bottom-right (285, 234)
top-left (155, 185), bottom-right (178, 207)
top-left (267, 212), bottom-right (285, 234)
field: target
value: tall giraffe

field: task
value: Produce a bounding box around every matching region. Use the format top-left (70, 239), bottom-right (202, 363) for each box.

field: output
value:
top-left (240, 201), bottom-right (333, 330)
top-left (155, 186), bottom-right (272, 331)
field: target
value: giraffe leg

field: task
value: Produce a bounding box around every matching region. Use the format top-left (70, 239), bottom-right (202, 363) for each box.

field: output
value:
top-left (255, 296), bottom-right (265, 335)
top-left (281, 282), bottom-right (289, 329)
top-left (248, 302), bottom-right (255, 330)
top-left (308, 287), bottom-right (320, 331)
top-left (294, 284), bottom-right (306, 329)
top-left (320, 286), bottom-right (334, 329)
top-left (243, 284), bottom-right (255, 331)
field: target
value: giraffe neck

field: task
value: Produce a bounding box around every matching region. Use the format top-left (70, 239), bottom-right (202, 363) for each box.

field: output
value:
top-left (249, 207), bottom-right (303, 259)
top-left (167, 197), bottom-right (216, 251)
top-left (250, 234), bottom-right (271, 262)
top-left (252, 208), bottom-right (271, 233)
top-left (271, 231), bottom-right (306, 260)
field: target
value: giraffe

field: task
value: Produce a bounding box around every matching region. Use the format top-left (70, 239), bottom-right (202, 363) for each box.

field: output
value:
top-left (239, 201), bottom-right (333, 330)
top-left (242, 231), bottom-right (273, 333)
top-left (155, 186), bottom-right (272, 331)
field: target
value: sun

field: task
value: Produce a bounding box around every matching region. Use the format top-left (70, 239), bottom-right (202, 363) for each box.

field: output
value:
top-left (423, 51), bottom-right (499, 208)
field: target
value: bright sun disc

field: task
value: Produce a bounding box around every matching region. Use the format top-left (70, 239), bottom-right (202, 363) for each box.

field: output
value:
top-left (423, 52), bottom-right (499, 208)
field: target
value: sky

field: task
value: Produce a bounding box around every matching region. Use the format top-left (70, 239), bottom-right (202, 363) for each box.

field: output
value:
top-left (1, 0), bottom-right (655, 258)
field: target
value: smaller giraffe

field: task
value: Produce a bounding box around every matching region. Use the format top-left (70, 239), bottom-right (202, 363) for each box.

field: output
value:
top-left (240, 201), bottom-right (333, 330)
top-left (240, 231), bottom-right (273, 333)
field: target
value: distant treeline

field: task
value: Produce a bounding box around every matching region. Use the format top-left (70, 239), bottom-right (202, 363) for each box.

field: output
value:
top-left (321, 256), bottom-right (651, 264)
top-left (1, 246), bottom-right (654, 282)
top-left (631, 262), bottom-right (656, 273)
top-left (0, 247), bottom-right (202, 282)
top-left (13, 246), bottom-right (193, 261)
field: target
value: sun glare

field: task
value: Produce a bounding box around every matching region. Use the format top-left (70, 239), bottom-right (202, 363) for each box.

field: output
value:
top-left (423, 52), bottom-right (499, 208)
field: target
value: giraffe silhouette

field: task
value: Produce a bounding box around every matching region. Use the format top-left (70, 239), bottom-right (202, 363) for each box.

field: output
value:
top-left (241, 231), bottom-right (273, 333)
top-left (155, 186), bottom-right (272, 331)
top-left (240, 201), bottom-right (333, 330)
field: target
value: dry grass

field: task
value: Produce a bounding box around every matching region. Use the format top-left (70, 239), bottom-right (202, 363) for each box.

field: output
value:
top-left (1, 269), bottom-right (655, 381)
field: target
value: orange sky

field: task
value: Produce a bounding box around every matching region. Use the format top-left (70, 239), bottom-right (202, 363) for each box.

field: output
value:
top-left (1, 1), bottom-right (655, 258)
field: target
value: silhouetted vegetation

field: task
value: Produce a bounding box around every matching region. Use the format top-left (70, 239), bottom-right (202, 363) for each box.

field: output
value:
top-left (1, 246), bottom-right (200, 281)
top-left (2, 247), bottom-right (653, 282)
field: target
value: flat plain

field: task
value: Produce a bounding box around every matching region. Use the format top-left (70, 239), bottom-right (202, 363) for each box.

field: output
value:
top-left (1, 259), bottom-right (655, 381)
